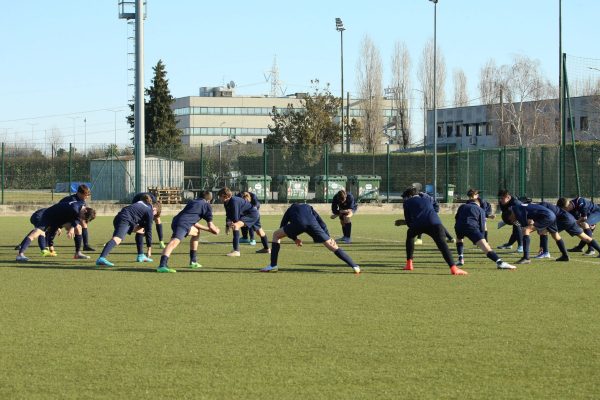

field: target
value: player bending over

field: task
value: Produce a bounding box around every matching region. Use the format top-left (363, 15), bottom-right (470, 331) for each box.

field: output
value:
top-left (237, 191), bottom-right (260, 245)
top-left (260, 203), bottom-right (360, 274)
top-left (156, 191), bottom-right (220, 273)
top-left (330, 189), bottom-right (357, 244)
top-left (132, 192), bottom-right (166, 249)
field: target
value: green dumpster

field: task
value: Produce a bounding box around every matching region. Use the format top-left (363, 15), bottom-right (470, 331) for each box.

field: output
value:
top-left (276, 175), bottom-right (310, 202)
top-left (348, 175), bottom-right (381, 201)
top-left (445, 184), bottom-right (455, 203)
top-left (314, 175), bottom-right (347, 202)
top-left (240, 175), bottom-right (271, 202)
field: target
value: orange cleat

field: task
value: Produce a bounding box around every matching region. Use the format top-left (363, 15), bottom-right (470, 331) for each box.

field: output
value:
top-left (450, 265), bottom-right (468, 275)
top-left (403, 259), bottom-right (414, 271)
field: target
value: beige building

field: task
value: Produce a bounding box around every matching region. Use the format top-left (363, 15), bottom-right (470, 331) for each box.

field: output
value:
top-left (172, 86), bottom-right (398, 147)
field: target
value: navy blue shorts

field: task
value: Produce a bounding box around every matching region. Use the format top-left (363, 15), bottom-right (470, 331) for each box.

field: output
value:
top-left (534, 215), bottom-right (558, 233)
top-left (112, 216), bottom-right (134, 239)
top-left (587, 210), bottom-right (600, 225)
top-left (241, 213), bottom-right (261, 231)
top-left (30, 209), bottom-right (46, 229)
top-left (557, 214), bottom-right (583, 236)
top-left (283, 223), bottom-right (330, 243)
top-left (171, 223), bottom-right (192, 240)
top-left (455, 227), bottom-right (484, 245)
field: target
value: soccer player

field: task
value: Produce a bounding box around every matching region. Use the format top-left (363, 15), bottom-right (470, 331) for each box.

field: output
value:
top-left (454, 192), bottom-right (516, 270)
top-left (467, 189), bottom-right (495, 241)
top-left (398, 187), bottom-right (467, 275)
top-left (95, 194), bottom-right (156, 267)
top-left (562, 196), bottom-right (600, 255)
top-left (401, 187), bottom-right (455, 245)
top-left (501, 202), bottom-right (570, 264)
top-left (156, 191), bottom-right (220, 273)
top-left (237, 191), bottom-right (260, 246)
top-left (260, 203), bottom-right (360, 274)
top-left (556, 198), bottom-right (600, 257)
top-left (16, 201), bottom-right (96, 261)
top-left (496, 189), bottom-right (524, 253)
top-left (132, 192), bottom-right (166, 249)
top-left (218, 187), bottom-right (270, 256)
top-left (330, 189), bottom-right (357, 244)
top-left (59, 184), bottom-right (95, 252)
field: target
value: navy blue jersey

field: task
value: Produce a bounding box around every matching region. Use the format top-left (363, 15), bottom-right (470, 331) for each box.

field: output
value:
top-left (116, 201), bottom-right (154, 244)
top-left (281, 203), bottom-right (329, 232)
top-left (172, 199), bottom-right (213, 230)
top-left (499, 195), bottom-right (522, 212)
top-left (331, 192), bottom-right (357, 215)
top-left (512, 203), bottom-right (555, 227)
top-left (571, 197), bottom-right (600, 219)
top-left (455, 201), bottom-right (485, 233)
top-left (478, 198), bottom-right (493, 218)
top-left (41, 201), bottom-right (85, 229)
top-left (132, 192), bottom-right (158, 203)
top-left (236, 191), bottom-right (260, 209)
top-left (419, 192), bottom-right (440, 213)
top-left (225, 196), bottom-right (257, 222)
top-left (403, 195), bottom-right (442, 228)
top-left (59, 193), bottom-right (86, 205)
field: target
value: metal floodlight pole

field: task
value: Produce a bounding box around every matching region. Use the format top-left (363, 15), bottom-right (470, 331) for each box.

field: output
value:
top-left (429, 0), bottom-right (438, 200)
top-left (134, 0), bottom-right (145, 193)
top-left (336, 18), bottom-right (346, 154)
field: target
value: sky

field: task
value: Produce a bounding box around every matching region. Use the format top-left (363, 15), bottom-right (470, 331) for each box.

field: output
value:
top-left (0, 0), bottom-right (597, 150)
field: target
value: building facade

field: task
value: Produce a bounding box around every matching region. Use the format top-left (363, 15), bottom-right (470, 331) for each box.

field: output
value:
top-left (426, 95), bottom-right (599, 149)
top-left (172, 86), bottom-right (398, 147)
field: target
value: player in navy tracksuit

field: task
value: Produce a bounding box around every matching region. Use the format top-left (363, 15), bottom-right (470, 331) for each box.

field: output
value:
top-left (467, 189), bottom-right (495, 242)
top-left (454, 197), bottom-right (515, 270)
top-left (132, 192), bottom-right (166, 249)
top-left (156, 190), bottom-right (220, 273)
top-left (218, 187), bottom-right (270, 256)
top-left (496, 189), bottom-right (524, 252)
top-left (397, 187), bottom-right (467, 275)
top-left (260, 203), bottom-right (360, 274)
top-left (95, 194), bottom-right (156, 267)
top-left (237, 191), bottom-right (260, 245)
top-left (402, 188), bottom-right (455, 245)
top-left (556, 198), bottom-right (600, 258)
top-left (16, 201), bottom-right (96, 261)
top-left (59, 184), bottom-right (94, 252)
top-left (502, 202), bottom-right (569, 264)
top-left (331, 189), bottom-right (357, 244)
top-left (562, 196), bottom-right (600, 255)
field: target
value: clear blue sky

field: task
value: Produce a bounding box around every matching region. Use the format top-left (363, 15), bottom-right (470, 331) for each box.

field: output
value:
top-left (0, 0), bottom-right (596, 148)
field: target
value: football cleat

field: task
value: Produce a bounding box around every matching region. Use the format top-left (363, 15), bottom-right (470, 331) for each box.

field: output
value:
top-left (83, 245), bottom-right (96, 252)
top-left (497, 261), bottom-right (517, 270)
top-left (248, 240), bottom-right (257, 246)
top-left (352, 266), bottom-right (361, 275)
top-left (188, 262), bottom-right (202, 269)
top-left (450, 266), bottom-right (468, 275)
top-left (95, 257), bottom-right (114, 267)
top-left (497, 244), bottom-right (512, 250)
top-left (516, 246), bottom-right (524, 253)
top-left (74, 253), bottom-right (90, 260)
top-left (567, 246), bottom-right (584, 253)
top-left (343, 237), bottom-right (352, 244)
top-left (16, 255), bottom-right (29, 262)
top-left (556, 255), bottom-right (570, 262)
top-left (515, 258), bottom-right (531, 265)
top-left (583, 249), bottom-right (596, 256)
top-left (255, 248), bottom-right (271, 254)
top-left (227, 250), bottom-right (241, 257)
top-left (414, 238), bottom-right (423, 245)
top-left (41, 249), bottom-right (52, 257)
top-left (157, 266), bottom-right (176, 273)
top-left (403, 259), bottom-right (414, 271)
top-left (14, 245), bottom-right (21, 250)
top-left (260, 265), bottom-right (278, 272)
top-left (136, 254), bottom-right (153, 263)
top-left (534, 252), bottom-right (552, 259)
top-left (159, 241), bottom-right (166, 249)
top-left (457, 257), bottom-right (465, 266)
top-left (239, 238), bottom-right (250, 244)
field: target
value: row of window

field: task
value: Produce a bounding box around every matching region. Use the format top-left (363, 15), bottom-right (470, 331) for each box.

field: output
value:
top-left (174, 106), bottom-right (395, 118)
top-left (437, 123), bottom-right (492, 138)
top-left (183, 127), bottom-right (270, 136)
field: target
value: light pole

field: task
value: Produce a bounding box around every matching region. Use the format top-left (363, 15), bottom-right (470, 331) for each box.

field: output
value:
top-left (336, 18), bottom-right (345, 154)
top-left (83, 117), bottom-right (87, 156)
top-left (429, 0), bottom-right (439, 199)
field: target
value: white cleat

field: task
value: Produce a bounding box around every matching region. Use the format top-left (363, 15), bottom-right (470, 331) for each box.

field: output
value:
top-left (260, 265), bottom-right (278, 272)
top-left (497, 261), bottom-right (517, 270)
top-left (226, 250), bottom-right (241, 257)
top-left (352, 266), bottom-right (361, 275)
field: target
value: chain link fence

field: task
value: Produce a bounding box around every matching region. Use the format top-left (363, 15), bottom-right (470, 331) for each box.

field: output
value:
top-left (1, 141), bottom-right (598, 204)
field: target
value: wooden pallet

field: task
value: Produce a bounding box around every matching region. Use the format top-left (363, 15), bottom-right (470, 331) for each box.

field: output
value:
top-left (148, 187), bottom-right (182, 204)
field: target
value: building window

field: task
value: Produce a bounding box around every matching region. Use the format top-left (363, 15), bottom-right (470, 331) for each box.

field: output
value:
top-left (567, 117), bottom-right (575, 132)
top-left (465, 124), bottom-right (471, 136)
top-left (437, 125), bottom-right (443, 138)
top-left (486, 123), bottom-right (493, 136)
top-left (581, 116), bottom-right (589, 131)
top-left (446, 125), bottom-right (453, 137)
top-left (455, 125), bottom-right (461, 137)
top-left (475, 123), bottom-right (481, 136)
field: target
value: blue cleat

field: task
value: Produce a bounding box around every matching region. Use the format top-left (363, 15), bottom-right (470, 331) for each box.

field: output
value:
top-left (96, 257), bottom-right (114, 267)
top-left (136, 254), bottom-right (153, 263)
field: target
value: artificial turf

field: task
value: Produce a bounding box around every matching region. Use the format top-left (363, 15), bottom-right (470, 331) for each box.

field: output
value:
top-left (1, 214), bottom-right (599, 399)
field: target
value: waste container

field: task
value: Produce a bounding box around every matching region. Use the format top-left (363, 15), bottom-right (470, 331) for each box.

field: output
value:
top-left (240, 175), bottom-right (271, 202)
top-left (276, 175), bottom-right (310, 202)
top-left (314, 175), bottom-right (347, 202)
top-left (445, 184), bottom-right (455, 203)
top-left (347, 175), bottom-right (381, 201)
top-left (425, 183), bottom-right (455, 203)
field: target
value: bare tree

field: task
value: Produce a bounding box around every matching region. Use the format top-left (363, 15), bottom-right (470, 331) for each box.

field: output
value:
top-left (478, 59), bottom-right (499, 105)
top-left (453, 68), bottom-right (469, 107)
top-left (417, 38), bottom-right (446, 109)
top-left (356, 35), bottom-right (384, 152)
top-left (390, 41), bottom-right (412, 148)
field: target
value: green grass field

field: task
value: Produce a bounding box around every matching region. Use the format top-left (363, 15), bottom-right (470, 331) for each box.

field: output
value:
top-left (1, 214), bottom-right (599, 399)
